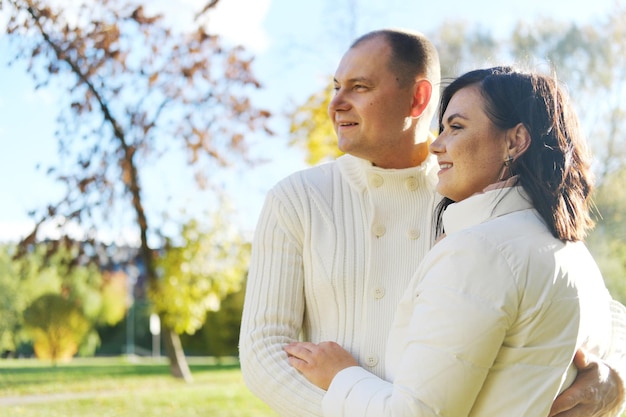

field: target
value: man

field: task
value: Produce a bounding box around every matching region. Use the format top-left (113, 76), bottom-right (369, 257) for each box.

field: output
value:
top-left (239, 28), bottom-right (625, 417)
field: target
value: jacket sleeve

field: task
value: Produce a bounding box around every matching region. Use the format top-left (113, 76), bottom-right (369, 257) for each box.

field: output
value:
top-left (323, 232), bottom-right (518, 417)
top-left (239, 188), bottom-right (325, 416)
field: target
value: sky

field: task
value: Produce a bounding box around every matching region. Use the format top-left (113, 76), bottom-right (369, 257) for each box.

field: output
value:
top-left (0, 0), bottom-right (619, 244)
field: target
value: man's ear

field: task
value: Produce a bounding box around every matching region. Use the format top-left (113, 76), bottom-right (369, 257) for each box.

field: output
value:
top-left (410, 79), bottom-right (432, 118)
top-left (507, 123), bottom-right (531, 160)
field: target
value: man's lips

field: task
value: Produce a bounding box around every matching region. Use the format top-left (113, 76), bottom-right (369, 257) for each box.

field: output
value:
top-left (337, 121), bottom-right (358, 128)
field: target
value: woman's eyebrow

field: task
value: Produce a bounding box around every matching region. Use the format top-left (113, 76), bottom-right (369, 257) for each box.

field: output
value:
top-left (445, 112), bottom-right (469, 123)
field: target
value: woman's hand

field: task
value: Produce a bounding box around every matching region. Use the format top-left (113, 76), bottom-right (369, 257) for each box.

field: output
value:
top-left (284, 341), bottom-right (358, 390)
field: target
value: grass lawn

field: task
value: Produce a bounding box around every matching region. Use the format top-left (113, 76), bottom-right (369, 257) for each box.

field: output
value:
top-left (0, 356), bottom-right (278, 417)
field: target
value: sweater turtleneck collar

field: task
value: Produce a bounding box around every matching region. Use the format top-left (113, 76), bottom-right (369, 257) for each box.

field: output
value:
top-left (337, 153), bottom-right (439, 193)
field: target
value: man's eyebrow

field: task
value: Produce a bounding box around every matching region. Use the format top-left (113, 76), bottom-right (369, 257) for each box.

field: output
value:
top-left (333, 76), bottom-right (373, 84)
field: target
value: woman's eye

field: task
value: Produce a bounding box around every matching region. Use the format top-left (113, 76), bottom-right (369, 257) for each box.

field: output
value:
top-left (441, 124), bottom-right (460, 131)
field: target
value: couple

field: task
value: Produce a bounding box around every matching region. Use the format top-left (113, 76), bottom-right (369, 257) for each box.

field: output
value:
top-left (240, 29), bottom-right (626, 416)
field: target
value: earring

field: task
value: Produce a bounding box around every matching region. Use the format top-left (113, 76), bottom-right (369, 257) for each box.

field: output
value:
top-left (499, 155), bottom-right (514, 181)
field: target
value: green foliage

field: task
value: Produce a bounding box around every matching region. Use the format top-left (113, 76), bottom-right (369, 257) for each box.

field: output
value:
top-left (0, 243), bottom-right (65, 354)
top-left (593, 168), bottom-right (626, 240)
top-left (31, 242), bottom-right (126, 356)
top-left (23, 293), bottom-right (90, 362)
top-left (182, 284), bottom-right (245, 356)
top-left (588, 238), bottom-right (626, 304)
top-left (98, 271), bottom-right (129, 326)
top-left (289, 82), bottom-right (341, 165)
top-left (0, 241), bottom-right (127, 358)
top-left (587, 166), bottom-right (626, 304)
top-left (0, 245), bottom-right (21, 353)
top-left (153, 205), bottom-right (251, 335)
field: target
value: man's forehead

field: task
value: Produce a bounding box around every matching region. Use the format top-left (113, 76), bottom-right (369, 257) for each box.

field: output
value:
top-left (334, 43), bottom-right (391, 82)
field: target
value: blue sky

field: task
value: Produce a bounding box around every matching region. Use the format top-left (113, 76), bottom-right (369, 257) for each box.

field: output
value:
top-left (0, 0), bottom-right (618, 243)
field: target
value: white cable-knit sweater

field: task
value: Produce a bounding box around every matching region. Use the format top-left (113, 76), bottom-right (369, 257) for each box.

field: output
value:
top-left (239, 153), bottom-right (439, 416)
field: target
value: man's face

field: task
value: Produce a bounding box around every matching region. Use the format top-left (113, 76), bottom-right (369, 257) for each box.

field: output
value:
top-left (329, 36), bottom-right (417, 168)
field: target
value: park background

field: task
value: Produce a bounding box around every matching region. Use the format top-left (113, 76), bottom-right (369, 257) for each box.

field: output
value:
top-left (1, 0), bottom-right (625, 415)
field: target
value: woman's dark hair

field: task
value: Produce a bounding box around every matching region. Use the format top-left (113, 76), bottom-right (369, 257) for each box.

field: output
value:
top-left (434, 66), bottom-right (594, 242)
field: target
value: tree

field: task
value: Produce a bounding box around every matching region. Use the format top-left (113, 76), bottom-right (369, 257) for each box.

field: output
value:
top-left (0, 240), bottom-right (125, 357)
top-left (289, 82), bottom-right (340, 165)
top-left (4, 0), bottom-right (272, 380)
top-left (0, 245), bottom-right (22, 354)
top-left (181, 282), bottom-right (247, 356)
top-left (153, 200), bottom-right (250, 341)
top-left (0, 242), bottom-right (73, 356)
top-left (23, 293), bottom-right (91, 363)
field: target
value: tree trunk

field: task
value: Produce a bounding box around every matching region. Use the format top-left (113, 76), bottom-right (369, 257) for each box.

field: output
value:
top-left (162, 325), bottom-right (193, 383)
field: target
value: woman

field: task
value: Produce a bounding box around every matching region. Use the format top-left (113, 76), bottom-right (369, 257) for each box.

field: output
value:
top-left (284, 66), bottom-right (618, 416)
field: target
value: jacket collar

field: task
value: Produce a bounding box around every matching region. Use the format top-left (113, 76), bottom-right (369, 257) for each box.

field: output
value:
top-left (443, 185), bottom-right (534, 235)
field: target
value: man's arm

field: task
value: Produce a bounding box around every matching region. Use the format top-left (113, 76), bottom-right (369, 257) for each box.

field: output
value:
top-left (239, 191), bottom-right (324, 417)
top-left (549, 300), bottom-right (626, 417)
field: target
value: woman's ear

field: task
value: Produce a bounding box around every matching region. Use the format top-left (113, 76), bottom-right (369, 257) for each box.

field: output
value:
top-left (410, 79), bottom-right (433, 118)
top-left (507, 123), bottom-right (531, 160)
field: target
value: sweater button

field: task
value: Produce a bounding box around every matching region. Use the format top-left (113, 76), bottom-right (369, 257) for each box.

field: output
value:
top-left (373, 224), bottom-right (386, 237)
top-left (405, 176), bottom-right (418, 190)
top-left (365, 355), bottom-right (379, 367)
top-left (407, 229), bottom-right (421, 240)
top-left (373, 286), bottom-right (386, 299)
top-left (369, 174), bottom-right (384, 188)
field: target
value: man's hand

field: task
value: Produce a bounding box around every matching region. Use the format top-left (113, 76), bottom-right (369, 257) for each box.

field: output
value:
top-left (549, 349), bottom-right (624, 417)
top-left (284, 341), bottom-right (358, 390)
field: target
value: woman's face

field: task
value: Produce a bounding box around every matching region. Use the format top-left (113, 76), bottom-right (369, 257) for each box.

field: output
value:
top-left (430, 85), bottom-right (510, 202)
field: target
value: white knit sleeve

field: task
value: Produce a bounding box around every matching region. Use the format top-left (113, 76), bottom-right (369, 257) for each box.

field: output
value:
top-left (239, 188), bottom-right (325, 416)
